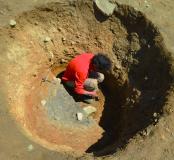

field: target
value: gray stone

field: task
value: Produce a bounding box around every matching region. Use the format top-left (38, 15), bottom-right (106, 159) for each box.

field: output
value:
top-left (9, 19), bottom-right (16, 27)
top-left (44, 83), bottom-right (93, 126)
top-left (94, 0), bottom-right (116, 16)
top-left (144, 76), bottom-right (148, 80)
top-left (153, 112), bottom-right (158, 117)
top-left (154, 118), bottom-right (158, 122)
top-left (83, 106), bottom-right (97, 116)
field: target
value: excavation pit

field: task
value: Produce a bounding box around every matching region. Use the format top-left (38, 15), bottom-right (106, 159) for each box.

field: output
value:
top-left (5, 0), bottom-right (172, 157)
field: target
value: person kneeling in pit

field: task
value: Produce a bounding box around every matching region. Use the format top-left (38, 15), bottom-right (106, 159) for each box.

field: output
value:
top-left (61, 52), bottom-right (112, 103)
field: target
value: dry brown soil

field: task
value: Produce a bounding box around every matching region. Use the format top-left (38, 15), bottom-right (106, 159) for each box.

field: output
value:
top-left (0, 0), bottom-right (174, 160)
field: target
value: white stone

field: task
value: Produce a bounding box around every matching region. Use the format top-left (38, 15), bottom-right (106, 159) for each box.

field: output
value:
top-left (27, 144), bottom-right (34, 152)
top-left (153, 112), bottom-right (157, 117)
top-left (144, 76), bottom-right (148, 80)
top-left (83, 106), bottom-right (97, 116)
top-left (60, 58), bottom-right (68, 63)
top-left (41, 100), bottom-right (47, 106)
top-left (94, 0), bottom-right (116, 16)
top-left (9, 19), bottom-right (16, 27)
top-left (44, 37), bottom-right (51, 43)
top-left (76, 112), bottom-right (83, 121)
top-left (62, 37), bottom-right (66, 41)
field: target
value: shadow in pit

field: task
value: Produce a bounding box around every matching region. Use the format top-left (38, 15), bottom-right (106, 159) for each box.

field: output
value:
top-left (56, 71), bottom-right (78, 100)
top-left (93, 2), bottom-right (109, 22)
top-left (87, 47), bottom-right (172, 157)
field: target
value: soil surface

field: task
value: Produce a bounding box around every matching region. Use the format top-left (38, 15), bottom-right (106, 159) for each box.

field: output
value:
top-left (0, 0), bottom-right (174, 160)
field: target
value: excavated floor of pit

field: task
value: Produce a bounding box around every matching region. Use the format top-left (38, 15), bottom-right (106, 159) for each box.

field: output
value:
top-left (2, 0), bottom-right (173, 157)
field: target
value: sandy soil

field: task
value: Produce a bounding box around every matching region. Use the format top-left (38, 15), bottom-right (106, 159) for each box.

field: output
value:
top-left (0, 0), bottom-right (174, 160)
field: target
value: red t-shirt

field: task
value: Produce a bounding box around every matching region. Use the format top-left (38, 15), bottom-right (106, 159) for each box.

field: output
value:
top-left (62, 53), bottom-right (94, 94)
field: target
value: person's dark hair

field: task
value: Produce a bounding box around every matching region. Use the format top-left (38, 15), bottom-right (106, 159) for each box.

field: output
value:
top-left (91, 53), bottom-right (112, 71)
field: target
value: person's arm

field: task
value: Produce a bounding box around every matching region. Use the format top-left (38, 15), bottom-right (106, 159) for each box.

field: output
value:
top-left (74, 72), bottom-right (97, 97)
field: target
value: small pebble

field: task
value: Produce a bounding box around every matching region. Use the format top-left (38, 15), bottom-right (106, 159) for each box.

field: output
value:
top-left (144, 76), bottom-right (148, 80)
top-left (146, 4), bottom-right (150, 8)
top-left (9, 19), bottom-right (16, 27)
top-left (44, 37), bottom-right (51, 43)
top-left (76, 112), bottom-right (83, 121)
top-left (153, 112), bottom-right (157, 117)
top-left (58, 27), bottom-right (62, 31)
top-left (62, 37), bottom-right (66, 41)
top-left (34, 21), bottom-right (39, 25)
top-left (49, 52), bottom-right (54, 59)
top-left (60, 58), bottom-right (68, 64)
top-left (41, 100), bottom-right (47, 106)
top-left (27, 144), bottom-right (34, 152)
top-left (71, 41), bottom-right (76, 45)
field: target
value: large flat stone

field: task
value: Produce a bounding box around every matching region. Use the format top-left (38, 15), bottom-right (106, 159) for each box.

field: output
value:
top-left (94, 0), bottom-right (116, 16)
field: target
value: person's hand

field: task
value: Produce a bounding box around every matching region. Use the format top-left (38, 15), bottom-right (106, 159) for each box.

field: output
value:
top-left (84, 91), bottom-right (98, 98)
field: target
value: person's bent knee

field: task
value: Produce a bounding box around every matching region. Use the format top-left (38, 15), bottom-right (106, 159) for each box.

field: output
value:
top-left (64, 81), bottom-right (75, 88)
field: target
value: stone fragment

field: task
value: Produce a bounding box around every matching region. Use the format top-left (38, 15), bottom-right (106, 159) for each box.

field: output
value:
top-left (83, 106), bottom-right (97, 116)
top-left (146, 128), bottom-right (152, 136)
top-left (154, 118), bottom-right (158, 122)
top-left (130, 32), bottom-right (141, 53)
top-left (48, 51), bottom-right (54, 59)
top-left (71, 41), bottom-right (76, 45)
top-left (41, 100), bottom-right (47, 106)
top-left (44, 37), bottom-right (51, 43)
top-left (34, 21), bottom-right (38, 25)
top-left (94, 0), bottom-right (116, 16)
top-left (153, 112), bottom-right (157, 117)
top-left (76, 112), bottom-right (83, 121)
top-left (58, 27), bottom-right (62, 31)
top-left (53, 77), bottom-right (61, 84)
top-left (62, 37), bottom-right (66, 41)
top-left (60, 58), bottom-right (68, 64)
top-left (9, 19), bottom-right (16, 27)
top-left (144, 76), bottom-right (148, 80)
top-left (27, 144), bottom-right (34, 152)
